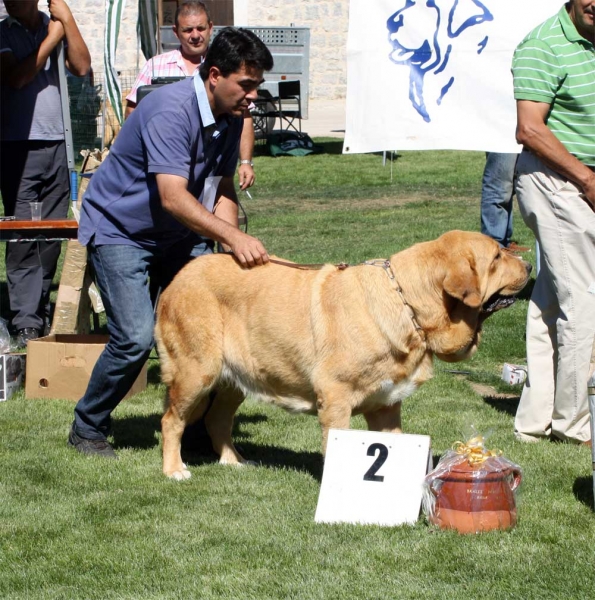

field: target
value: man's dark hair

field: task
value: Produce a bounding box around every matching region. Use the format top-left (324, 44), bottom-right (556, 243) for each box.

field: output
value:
top-left (199, 27), bottom-right (274, 80)
top-left (175, 1), bottom-right (211, 28)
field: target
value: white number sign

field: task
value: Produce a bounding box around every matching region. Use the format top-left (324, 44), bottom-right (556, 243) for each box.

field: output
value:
top-left (315, 429), bottom-right (432, 526)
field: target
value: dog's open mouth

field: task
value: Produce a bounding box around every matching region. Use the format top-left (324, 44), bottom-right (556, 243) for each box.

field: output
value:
top-left (481, 292), bottom-right (517, 315)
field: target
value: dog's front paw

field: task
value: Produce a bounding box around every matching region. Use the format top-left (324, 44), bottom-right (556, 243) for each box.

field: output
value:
top-left (164, 462), bottom-right (191, 480)
top-left (168, 468), bottom-right (192, 481)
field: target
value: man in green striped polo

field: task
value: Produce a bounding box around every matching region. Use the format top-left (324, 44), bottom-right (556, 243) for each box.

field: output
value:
top-left (511, 1), bottom-right (595, 446)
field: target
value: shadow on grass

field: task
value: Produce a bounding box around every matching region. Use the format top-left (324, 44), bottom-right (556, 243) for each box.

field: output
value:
top-left (113, 410), bottom-right (322, 478)
top-left (483, 395), bottom-right (520, 417)
top-left (573, 476), bottom-right (594, 511)
top-left (237, 442), bottom-right (323, 480)
top-left (317, 140), bottom-right (344, 155)
top-left (113, 412), bottom-right (162, 450)
top-left (180, 413), bottom-right (323, 479)
top-left (112, 411), bottom-right (269, 452)
top-left (183, 441), bottom-right (323, 481)
top-left (370, 151), bottom-right (402, 161)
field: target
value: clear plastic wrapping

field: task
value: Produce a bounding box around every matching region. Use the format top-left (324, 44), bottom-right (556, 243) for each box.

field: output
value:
top-left (0, 318), bottom-right (12, 353)
top-left (423, 433), bottom-right (522, 534)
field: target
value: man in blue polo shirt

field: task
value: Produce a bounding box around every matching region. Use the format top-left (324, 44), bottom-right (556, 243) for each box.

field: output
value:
top-left (69, 28), bottom-right (273, 458)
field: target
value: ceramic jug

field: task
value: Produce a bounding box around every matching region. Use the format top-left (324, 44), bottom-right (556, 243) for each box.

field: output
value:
top-left (427, 458), bottom-right (522, 534)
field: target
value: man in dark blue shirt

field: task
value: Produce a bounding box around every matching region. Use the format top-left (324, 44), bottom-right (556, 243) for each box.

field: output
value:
top-left (69, 28), bottom-right (273, 458)
top-left (0, 0), bottom-right (91, 346)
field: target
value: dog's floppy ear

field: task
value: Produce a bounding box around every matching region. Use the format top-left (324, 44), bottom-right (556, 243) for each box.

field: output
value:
top-left (443, 259), bottom-right (482, 308)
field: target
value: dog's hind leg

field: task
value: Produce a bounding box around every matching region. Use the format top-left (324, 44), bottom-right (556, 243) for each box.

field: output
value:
top-left (363, 403), bottom-right (402, 434)
top-left (204, 385), bottom-right (247, 465)
top-left (162, 379), bottom-right (213, 480)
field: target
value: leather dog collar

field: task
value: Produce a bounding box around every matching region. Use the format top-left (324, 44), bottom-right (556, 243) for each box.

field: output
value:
top-left (363, 259), bottom-right (426, 341)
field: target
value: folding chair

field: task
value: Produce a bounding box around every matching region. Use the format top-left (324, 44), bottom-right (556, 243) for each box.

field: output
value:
top-left (251, 89), bottom-right (276, 140)
top-left (258, 80), bottom-right (303, 140)
top-left (276, 80), bottom-right (303, 137)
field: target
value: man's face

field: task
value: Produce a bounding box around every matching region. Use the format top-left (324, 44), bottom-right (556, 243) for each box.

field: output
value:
top-left (568, 0), bottom-right (595, 39)
top-left (210, 65), bottom-right (264, 118)
top-left (174, 10), bottom-right (213, 59)
top-left (3, 0), bottom-right (37, 19)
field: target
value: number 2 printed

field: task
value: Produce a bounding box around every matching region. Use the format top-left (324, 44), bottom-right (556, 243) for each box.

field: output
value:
top-left (363, 443), bottom-right (388, 482)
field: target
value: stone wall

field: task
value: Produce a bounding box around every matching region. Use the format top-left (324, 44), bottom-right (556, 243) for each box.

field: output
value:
top-left (58, 0), bottom-right (140, 77)
top-left (246, 0), bottom-right (349, 100)
top-left (32, 0), bottom-right (349, 99)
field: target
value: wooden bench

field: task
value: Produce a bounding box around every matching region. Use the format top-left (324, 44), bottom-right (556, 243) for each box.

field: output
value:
top-left (0, 219), bottom-right (93, 334)
top-left (0, 218), bottom-right (79, 242)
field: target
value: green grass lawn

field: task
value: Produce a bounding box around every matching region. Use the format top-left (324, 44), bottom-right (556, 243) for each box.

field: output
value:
top-left (1, 145), bottom-right (593, 600)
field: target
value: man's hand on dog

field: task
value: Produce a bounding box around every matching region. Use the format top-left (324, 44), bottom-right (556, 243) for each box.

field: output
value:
top-left (227, 230), bottom-right (269, 268)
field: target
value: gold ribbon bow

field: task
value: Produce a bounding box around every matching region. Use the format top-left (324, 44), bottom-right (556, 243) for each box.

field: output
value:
top-left (452, 435), bottom-right (502, 465)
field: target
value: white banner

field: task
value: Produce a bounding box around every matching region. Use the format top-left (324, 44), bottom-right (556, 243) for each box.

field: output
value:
top-left (344, 0), bottom-right (562, 154)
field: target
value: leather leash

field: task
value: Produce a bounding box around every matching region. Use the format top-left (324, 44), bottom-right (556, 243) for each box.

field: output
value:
top-left (268, 258), bottom-right (349, 270)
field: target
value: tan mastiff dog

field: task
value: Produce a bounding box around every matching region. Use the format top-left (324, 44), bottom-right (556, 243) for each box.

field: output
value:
top-left (156, 230), bottom-right (531, 480)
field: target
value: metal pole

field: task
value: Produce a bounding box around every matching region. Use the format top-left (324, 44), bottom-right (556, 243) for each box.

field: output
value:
top-left (56, 42), bottom-right (78, 207)
top-left (157, 0), bottom-right (163, 54)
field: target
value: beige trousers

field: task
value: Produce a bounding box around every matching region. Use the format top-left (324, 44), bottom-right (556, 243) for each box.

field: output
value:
top-left (514, 151), bottom-right (595, 443)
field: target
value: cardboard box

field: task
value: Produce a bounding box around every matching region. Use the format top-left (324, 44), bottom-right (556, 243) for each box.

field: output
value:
top-left (0, 353), bottom-right (26, 401)
top-left (25, 335), bottom-right (147, 401)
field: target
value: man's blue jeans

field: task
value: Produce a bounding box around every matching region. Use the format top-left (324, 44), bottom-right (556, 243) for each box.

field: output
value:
top-left (73, 244), bottom-right (156, 440)
top-left (72, 239), bottom-right (210, 440)
top-left (480, 152), bottom-right (518, 247)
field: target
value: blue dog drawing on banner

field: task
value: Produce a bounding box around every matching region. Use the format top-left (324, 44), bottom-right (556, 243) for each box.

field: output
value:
top-left (387, 0), bottom-right (493, 122)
